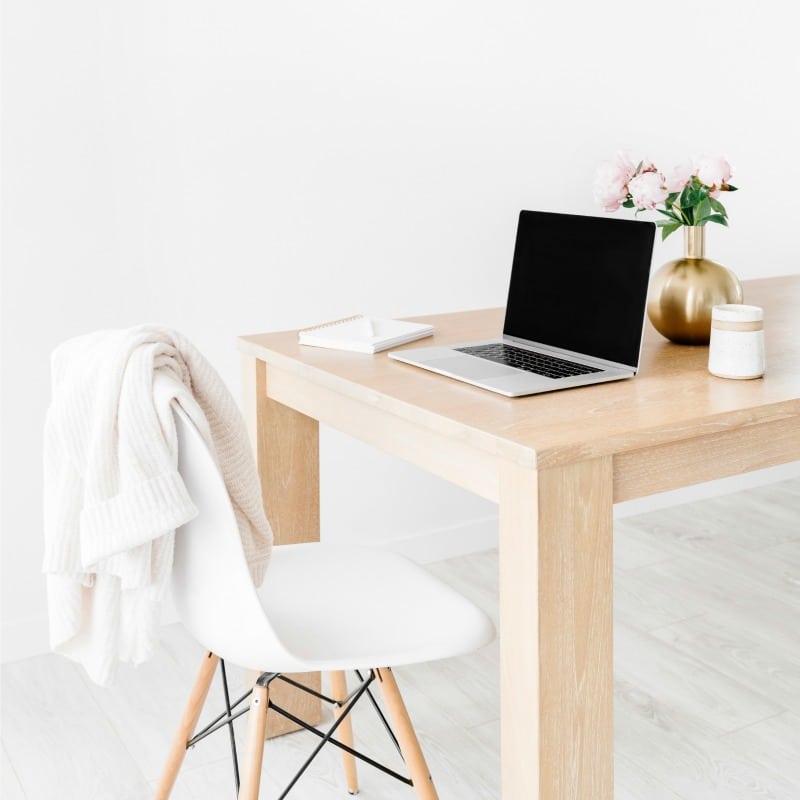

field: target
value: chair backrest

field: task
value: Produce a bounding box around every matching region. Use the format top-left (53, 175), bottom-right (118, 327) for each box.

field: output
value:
top-left (171, 404), bottom-right (286, 670)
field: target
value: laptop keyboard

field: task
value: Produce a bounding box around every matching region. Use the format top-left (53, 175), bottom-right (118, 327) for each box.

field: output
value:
top-left (456, 343), bottom-right (602, 379)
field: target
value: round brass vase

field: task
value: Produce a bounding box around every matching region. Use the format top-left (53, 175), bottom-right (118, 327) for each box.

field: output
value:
top-left (646, 226), bottom-right (743, 345)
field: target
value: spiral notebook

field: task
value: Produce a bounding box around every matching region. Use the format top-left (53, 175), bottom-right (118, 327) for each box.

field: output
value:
top-left (298, 314), bottom-right (434, 354)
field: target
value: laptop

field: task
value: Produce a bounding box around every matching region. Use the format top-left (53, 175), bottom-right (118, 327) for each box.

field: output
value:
top-left (388, 210), bottom-right (656, 397)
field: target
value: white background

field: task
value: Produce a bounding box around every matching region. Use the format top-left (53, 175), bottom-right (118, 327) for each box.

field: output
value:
top-left (2, 0), bottom-right (799, 661)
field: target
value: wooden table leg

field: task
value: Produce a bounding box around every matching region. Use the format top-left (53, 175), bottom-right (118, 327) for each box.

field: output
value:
top-left (499, 456), bottom-right (613, 800)
top-left (242, 356), bottom-right (322, 736)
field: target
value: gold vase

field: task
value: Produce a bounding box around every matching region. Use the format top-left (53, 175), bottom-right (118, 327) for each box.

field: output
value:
top-left (646, 226), bottom-right (743, 345)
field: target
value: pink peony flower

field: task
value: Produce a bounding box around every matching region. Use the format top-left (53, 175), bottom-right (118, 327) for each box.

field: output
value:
top-left (593, 175), bottom-right (628, 211)
top-left (696, 155), bottom-right (733, 190)
top-left (665, 160), bottom-right (695, 193)
top-left (628, 171), bottom-right (668, 210)
top-left (609, 151), bottom-right (637, 183)
top-left (593, 152), bottom-right (636, 212)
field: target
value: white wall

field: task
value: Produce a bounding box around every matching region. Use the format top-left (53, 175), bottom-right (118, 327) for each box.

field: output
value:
top-left (2, 0), bottom-right (799, 662)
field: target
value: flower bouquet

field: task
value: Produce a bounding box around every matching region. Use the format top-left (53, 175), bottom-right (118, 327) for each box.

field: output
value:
top-left (593, 153), bottom-right (738, 240)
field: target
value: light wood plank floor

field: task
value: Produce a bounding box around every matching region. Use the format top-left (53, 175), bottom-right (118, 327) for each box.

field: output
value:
top-left (2, 478), bottom-right (799, 799)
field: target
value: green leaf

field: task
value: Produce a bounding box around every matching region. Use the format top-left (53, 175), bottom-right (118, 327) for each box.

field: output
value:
top-left (656, 208), bottom-right (682, 222)
top-left (660, 222), bottom-right (683, 240)
top-left (724, 184), bottom-right (738, 192)
top-left (622, 199), bottom-right (635, 208)
top-left (708, 196), bottom-right (728, 215)
top-left (687, 187), bottom-right (705, 208)
top-left (695, 198), bottom-right (712, 222)
top-left (678, 184), bottom-right (693, 208)
top-left (703, 214), bottom-right (728, 226)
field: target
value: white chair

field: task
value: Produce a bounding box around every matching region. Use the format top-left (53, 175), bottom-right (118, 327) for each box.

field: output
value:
top-left (156, 406), bottom-right (495, 799)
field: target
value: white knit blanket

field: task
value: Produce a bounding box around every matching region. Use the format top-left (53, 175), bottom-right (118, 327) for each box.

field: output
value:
top-left (42, 325), bottom-right (273, 686)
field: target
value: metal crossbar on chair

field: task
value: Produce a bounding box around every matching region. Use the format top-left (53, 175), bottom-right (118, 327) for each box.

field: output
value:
top-left (180, 665), bottom-right (394, 797)
top-left (155, 405), bottom-right (494, 799)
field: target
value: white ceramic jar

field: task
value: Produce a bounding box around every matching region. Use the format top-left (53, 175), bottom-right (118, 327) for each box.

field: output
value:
top-left (708, 304), bottom-right (765, 379)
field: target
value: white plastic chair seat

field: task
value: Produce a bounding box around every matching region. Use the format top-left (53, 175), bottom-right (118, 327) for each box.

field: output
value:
top-left (254, 542), bottom-right (494, 673)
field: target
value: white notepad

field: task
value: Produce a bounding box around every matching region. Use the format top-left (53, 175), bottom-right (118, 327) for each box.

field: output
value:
top-left (298, 314), bottom-right (434, 354)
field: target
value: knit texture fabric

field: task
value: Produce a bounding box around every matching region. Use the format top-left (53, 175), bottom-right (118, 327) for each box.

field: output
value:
top-left (43, 325), bottom-right (272, 686)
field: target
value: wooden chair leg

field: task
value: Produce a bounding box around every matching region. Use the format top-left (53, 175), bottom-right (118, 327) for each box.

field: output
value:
top-left (375, 667), bottom-right (439, 800)
top-left (330, 671), bottom-right (359, 794)
top-left (155, 652), bottom-right (220, 800)
top-left (238, 682), bottom-right (270, 800)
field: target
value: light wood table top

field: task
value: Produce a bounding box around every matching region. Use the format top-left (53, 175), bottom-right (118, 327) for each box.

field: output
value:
top-left (240, 275), bottom-right (800, 496)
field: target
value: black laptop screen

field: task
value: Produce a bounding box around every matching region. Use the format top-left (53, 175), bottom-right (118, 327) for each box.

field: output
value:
top-left (502, 210), bottom-right (655, 368)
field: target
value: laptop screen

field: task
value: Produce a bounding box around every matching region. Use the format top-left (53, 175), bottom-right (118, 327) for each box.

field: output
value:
top-left (503, 210), bottom-right (655, 368)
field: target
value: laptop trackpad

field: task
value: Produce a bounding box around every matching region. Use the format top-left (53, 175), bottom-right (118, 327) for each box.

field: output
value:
top-left (426, 356), bottom-right (519, 380)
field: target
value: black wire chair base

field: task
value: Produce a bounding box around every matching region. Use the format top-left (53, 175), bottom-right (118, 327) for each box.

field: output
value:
top-left (185, 661), bottom-right (412, 799)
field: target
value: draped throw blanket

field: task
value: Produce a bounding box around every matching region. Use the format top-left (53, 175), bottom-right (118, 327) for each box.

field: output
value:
top-left (43, 325), bottom-right (272, 686)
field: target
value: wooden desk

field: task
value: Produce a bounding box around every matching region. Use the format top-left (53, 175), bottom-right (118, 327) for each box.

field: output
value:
top-left (237, 275), bottom-right (800, 799)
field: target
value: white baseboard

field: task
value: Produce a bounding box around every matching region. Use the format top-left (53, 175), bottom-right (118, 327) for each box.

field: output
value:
top-left (380, 515), bottom-right (499, 564)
